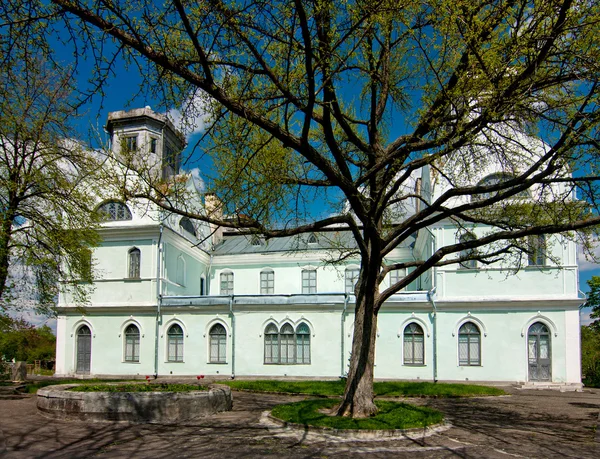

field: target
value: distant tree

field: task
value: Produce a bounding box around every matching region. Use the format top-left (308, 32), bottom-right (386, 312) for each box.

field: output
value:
top-left (0, 51), bottom-right (100, 314)
top-left (585, 276), bottom-right (600, 332)
top-left (0, 314), bottom-right (56, 363)
top-left (4, 0), bottom-right (600, 417)
top-left (581, 325), bottom-right (600, 388)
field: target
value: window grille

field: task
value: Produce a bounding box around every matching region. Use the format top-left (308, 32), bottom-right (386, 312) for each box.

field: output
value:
top-left (302, 270), bottom-right (317, 294)
top-left (345, 268), bottom-right (359, 294)
top-left (124, 324), bottom-right (140, 362)
top-left (260, 270), bottom-right (274, 294)
top-left (128, 248), bottom-right (141, 278)
top-left (458, 322), bottom-right (481, 366)
top-left (220, 272), bottom-right (234, 295)
top-left (209, 323), bottom-right (227, 363)
top-left (403, 323), bottom-right (424, 365)
top-left (528, 235), bottom-right (546, 266)
top-left (167, 324), bottom-right (184, 362)
top-left (97, 201), bottom-right (132, 221)
top-left (264, 322), bottom-right (311, 365)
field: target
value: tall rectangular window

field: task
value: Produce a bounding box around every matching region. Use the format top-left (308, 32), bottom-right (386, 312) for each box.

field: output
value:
top-left (345, 268), bottom-right (359, 294)
top-left (124, 135), bottom-right (137, 152)
top-left (528, 235), bottom-right (546, 266)
top-left (302, 269), bottom-right (317, 294)
top-left (260, 270), bottom-right (274, 294)
top-left (220, 272), bottom-right (234, 295)
top-left (389, 267), bottom-right (407, 289)
top-left (150, 138), bottom-right (157, 153)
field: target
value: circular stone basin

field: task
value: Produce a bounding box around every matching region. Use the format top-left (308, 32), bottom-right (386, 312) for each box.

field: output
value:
top-left (37, 383), bottom-right (233, 423)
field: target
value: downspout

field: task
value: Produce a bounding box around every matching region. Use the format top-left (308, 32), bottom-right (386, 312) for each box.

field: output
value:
top-left (425, 227), bottom-right (438, 383)
top-left (154, 224), bottom-right (164, 378)
top-left (229, 295), bottom-right (235, 379)
top-left (428, 286), bottom-right (438, 383)
top-left (341, 293), bottom-right (349, 377)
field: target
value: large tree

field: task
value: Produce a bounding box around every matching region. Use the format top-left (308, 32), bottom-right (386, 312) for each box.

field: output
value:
top-left (7, 0), bottom-right (600, 416)
top-left (0, 21), bottom-right (100, 314)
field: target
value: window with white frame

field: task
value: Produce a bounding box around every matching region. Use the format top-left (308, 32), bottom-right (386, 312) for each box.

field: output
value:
top-left (302, 269), bottom-right (317, 294)
top-left (97, 201), bottom-right (132, 221)
top-left (458, 232), bottom-right (478, 269)
top-left (220, 271), bottom-right (234, 295)
top-left (264, 322), bottom-right (311, 364)
top-left (260, 269), bottom-right (274, 294)
top-left (167, 324), bottom-right (184, 362)
top-left (528, 234), bottom-right (546, 266)
top-left (128, 247), bottom-right (140, 279)
top-left (209, 323), bottom-right (227, 363)
top-left (458, 322), bottom-right (481, 366)
top-left (176, 256), bottom-right (186, 286)
top-left (264, 323), bottom-right (279, 364)
top-left (124, 324), bottom-right (140, 362)
top-left (389, 267), bottom-right (407, 289)
top-left (403, 323), bottom-right (424, 365)
top-left (345, 268), bottom-right (359, 294)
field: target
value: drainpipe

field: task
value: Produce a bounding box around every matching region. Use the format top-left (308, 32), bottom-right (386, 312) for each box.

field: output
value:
top-left (341, 293), bottom-right (349, 377)
top-left (154, 224), bottom-right (164, 378)
top-left (428, 286), bottom-right (438, 383)
top-left (229, 295), bottom-right (235, 379)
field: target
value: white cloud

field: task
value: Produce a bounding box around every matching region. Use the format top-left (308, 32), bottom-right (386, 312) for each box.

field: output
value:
top-left (581, 307), bottom-right (594, 326)
top-left (578, 241), bottom-right (600, 272)
top-left (189, 167), bottom-right (205, 193)
top-left (166, 89), bottom-right (212, 139)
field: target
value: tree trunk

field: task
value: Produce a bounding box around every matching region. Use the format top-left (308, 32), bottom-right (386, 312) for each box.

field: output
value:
top-left (336, 254), bottom-right (381, 418)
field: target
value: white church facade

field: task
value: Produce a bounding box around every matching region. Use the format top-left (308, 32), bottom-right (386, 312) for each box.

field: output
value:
top-left (54, 108), bottom-right (584, 386)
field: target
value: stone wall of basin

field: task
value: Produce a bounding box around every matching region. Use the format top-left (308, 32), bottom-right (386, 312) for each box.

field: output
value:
top-left (37, 384), bottom-right (233, 423)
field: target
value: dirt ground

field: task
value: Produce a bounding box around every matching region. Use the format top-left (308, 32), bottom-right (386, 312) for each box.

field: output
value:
top-left (0, 383), bottom-right (598, 458)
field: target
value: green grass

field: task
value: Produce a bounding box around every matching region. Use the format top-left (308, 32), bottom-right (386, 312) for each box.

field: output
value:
top-left (24, 379), bottom-right (135, 393)
top-left (68, 383), bottom-right (208, 392)
top-left (223, 380), bottom-right (505, 397)
top-left (271, 399), bottom-right (444, 430)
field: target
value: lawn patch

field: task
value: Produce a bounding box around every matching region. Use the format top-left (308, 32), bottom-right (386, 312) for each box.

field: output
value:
top-left (223, 380), bottom-right (504, 397)
top-left (271, 399), bottom-right (444, 430)
top-left (68, 383), bottom-right (207, 392)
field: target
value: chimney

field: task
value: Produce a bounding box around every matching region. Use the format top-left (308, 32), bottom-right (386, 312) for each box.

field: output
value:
top-left (204, 193), bottom-right (224, 247)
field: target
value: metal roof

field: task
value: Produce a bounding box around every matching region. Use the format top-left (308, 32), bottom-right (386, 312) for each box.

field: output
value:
top-left (212, 230), bottom-right (415, 255)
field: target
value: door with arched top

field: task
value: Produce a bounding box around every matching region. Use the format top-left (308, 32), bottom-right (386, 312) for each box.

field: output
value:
top-left (76, 325), bottom-right (91, 374)
top-left (528, 322), bottom-right (551, 381)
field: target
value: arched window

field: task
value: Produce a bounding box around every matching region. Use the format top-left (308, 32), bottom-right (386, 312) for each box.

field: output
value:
top-left (97, 201), bottom-right (132, 221)
top-left (124, 324), bottom-right (140, 362)
top-left (279, 323), bottom-right (295, 364)
top-left (176, 256), bottom-right (186, 286)
top-left (179, 217), bottom-right (196, 237)
top-left (345, 268), bottom-right (359, 294)
top-left (458, 322), bottom-right (481, 366)
top-left (264, 322), bottom-right (311, 365)
top-left (473, 173), bottom-right (530, 201)
top-left (209, 323), bottom-right (227, 363)
top-left (251, 236), bottom-right (263, 246)
top-left (128, 248), bottom-right (141, 279)
top-left (403, 323), bottom-right (424, 365)
top-left (260, 269), bottom-right (274, 294)
top-left (264, 323), bottom-right (279, 364)
top-left (458, 232), bottom-right (477, 269)
top-left (167, 324), bottom-right (184, 362)
top-left (220, 271), bottom-right (234, 295)
top-left (301, 269), bottom-right (317, 294)
top-left (307, 233), bottom-right (318, 244)
top-left (296, 322), bottom-right (311, 364)
top-left (528, 235), bottom-right (546, 266)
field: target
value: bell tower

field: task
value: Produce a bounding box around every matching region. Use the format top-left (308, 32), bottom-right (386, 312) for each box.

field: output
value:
top-left (105, 107), bottom-right (186, 179)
